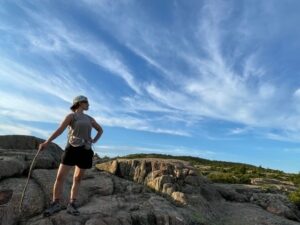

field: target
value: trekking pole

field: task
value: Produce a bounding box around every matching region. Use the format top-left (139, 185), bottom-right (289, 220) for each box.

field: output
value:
top-left (19, 148), bottom-right (41, 212)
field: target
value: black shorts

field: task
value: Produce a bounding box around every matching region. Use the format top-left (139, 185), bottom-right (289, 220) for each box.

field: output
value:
top-left (61, 144), bottom-right (94, 169)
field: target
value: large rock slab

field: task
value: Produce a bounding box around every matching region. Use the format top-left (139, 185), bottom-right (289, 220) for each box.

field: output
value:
top-left (96, 158), bottom-right (300, 225)
top-left (0, 135), bottom-right (44, 150)
top-left (251, 178), bottom-right (297, 192)
top-left (96, 158), bottom-right (219, 206)
top-left (0, 156), bottom-right (27, 180)
top-left (251, 193), bottom-right (300, 221)
top-left (23, 171), bottom-right (193, 225)
top-left (213, 201), bottom-right (300, 225)
top-left (0, 135), bottom-right (63, 169)
top-left (0, 178), bottom-right (45, 225)
top-left (214, 183), bottom-right (300, 222)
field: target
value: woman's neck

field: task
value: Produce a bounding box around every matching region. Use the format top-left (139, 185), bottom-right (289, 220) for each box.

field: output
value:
top-left (75, 108), bottom-right (84, 114)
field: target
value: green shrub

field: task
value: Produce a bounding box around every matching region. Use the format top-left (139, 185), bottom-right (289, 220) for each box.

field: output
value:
top-left (238, 174), bottom-right (251, 184)
top-left (237, 165), bottom-right (247, 174)
top-left (207, 173), bottom-right (238, 183)
top-left (290, 173), bottom-right (300, 186)
top-left (288, 188), bottom-right (300, 208)
top-left (260, 184), bottom-right (279, 193)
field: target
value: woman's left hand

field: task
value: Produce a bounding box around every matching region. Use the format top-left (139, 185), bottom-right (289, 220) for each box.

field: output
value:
top-left (38, 141), bottom-right (49, 151)
top-left (88, 138), bottom-right (95, 144)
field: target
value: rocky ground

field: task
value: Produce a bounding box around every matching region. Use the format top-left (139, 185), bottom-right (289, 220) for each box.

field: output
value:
top-left (0, 135), bottom-right (300, 225)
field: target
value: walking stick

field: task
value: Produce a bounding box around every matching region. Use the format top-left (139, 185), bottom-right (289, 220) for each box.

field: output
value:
top-left (19, 148), bottom-right (41, 212)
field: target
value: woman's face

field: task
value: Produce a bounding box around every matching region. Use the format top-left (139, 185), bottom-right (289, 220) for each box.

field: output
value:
top-left (80, 100), bottom-right (89, 110)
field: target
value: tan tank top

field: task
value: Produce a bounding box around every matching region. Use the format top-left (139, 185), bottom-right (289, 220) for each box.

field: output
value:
top-left (68, 112), bottom-right (93, 148)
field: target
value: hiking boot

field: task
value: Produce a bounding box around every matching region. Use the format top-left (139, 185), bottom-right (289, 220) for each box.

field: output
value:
top-left (43, 201), bottom-right (62, 217)
top-left (67, 202), bottom-right (80, 216)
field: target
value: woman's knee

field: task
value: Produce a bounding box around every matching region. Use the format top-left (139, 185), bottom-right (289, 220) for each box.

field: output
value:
top-left (55, 164), bottom-right (72, 183)
top-left (73, 174), bottom-right (83, 183)
top-left (73, 167), bottom-right (85, 183)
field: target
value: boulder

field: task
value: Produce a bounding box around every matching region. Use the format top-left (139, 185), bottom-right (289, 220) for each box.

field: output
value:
top-left (0, 156), bottom-right (27, 180)
top-left (212, 201), bottom-right (300, 225)
top-left (171, 191), bottom-right (187, 205)
top-left (0, 189), bottom-right (13, 205)
top-left (95, 160), bottom-right (118, 174)
top-left (96, 158), bottom-right (216, 204)
top-left (251, 178), bottom-right (284, 185)
top-left (31, 169), bottom-right (70, 205)
top-left (147, 175), bottom-right (174, 192)
top-left (0, 135), bottom-right (63, 170)
top-left (251, 178), bottom-right (297, 192)
top-left (214, 184), bottom-right (249, 202)
top-left (0, 178), bottom-right (45, 225)
top-left (0, 135), bottom-right (43, 150)
top-left (251, 193), bottom-right (300, 221)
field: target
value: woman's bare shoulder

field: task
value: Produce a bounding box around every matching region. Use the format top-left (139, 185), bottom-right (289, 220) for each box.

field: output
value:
top-left (85, 114), bottom-right (95, 121)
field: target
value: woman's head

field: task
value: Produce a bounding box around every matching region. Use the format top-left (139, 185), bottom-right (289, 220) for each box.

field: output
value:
top-left (70, 95), bottom-right (89, 112)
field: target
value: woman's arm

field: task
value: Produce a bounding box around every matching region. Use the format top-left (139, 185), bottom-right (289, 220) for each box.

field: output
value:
top-left (91, 119), bottom-right (103, 143)
top-left (38, 114), bottom-right (73, 151)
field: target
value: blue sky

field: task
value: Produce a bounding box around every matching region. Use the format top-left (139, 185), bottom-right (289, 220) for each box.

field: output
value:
top-left (1, 0), bottom-right (300, 173)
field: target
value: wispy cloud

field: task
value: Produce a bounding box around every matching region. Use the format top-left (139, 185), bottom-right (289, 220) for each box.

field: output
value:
top-left (94, 115), bottom-right (191, 137)
top-left (0, 124), bottom-right (32, 136)
top-left (80, 0), bottom-right (300, 142)
top-left (228, 127), bottom-right (252, 135)
top-left (1, 0), bottom-right (300, 144)
top-left (0, 59), bottom-right (188, 137)
top-left (0, 90), bottom-right (66, 122)
top-left (0, 123), bottom-right (50, 138)
top-left (2, 2), bottom-right (142, 94)
top-left (0, 3), bottom-right (190, 136)
top-left (0, 58), bottom-right (85, 104)
top-left (265, 131), bottom-right (300, 143)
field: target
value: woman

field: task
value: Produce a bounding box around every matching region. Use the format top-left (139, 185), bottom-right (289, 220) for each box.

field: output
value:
top-left (39, 95), bottom-right (103, 217)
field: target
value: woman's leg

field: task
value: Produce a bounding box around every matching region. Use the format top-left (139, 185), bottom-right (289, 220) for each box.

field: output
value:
top-left (70, 166), bottom-right (86, 202)
top-left (44, 164), bottom-right (73, 217)
top-left (53, 164), bottom-right (73, 202)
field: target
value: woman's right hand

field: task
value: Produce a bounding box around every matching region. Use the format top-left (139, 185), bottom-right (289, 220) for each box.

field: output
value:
top-left (38, 141), bottom-right (49, 151)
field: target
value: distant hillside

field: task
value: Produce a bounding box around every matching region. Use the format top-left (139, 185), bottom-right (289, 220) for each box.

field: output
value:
top-left (119, 153), bottom-right (300, 186)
